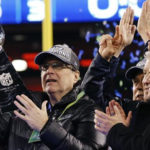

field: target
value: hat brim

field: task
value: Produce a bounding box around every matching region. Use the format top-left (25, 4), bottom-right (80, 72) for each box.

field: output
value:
top-left (125, 66), bottom-right (143, 80)
top-left (34, 51), bottom-right (68, 65)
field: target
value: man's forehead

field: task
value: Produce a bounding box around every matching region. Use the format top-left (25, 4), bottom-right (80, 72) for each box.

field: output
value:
top-left (143, 59), bottom-right (150, 72)
top-left (132, 73), bottom-right (144, 81)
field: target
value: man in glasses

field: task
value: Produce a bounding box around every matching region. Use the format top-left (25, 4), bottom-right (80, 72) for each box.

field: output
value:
top-left (0, 44), bottom-right (106, 150)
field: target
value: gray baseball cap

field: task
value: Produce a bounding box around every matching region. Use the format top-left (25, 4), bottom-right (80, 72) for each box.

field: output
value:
top-left (125, 58), bottom-right (146, 80)
top-left (35, 44), bottom-right (79, 70)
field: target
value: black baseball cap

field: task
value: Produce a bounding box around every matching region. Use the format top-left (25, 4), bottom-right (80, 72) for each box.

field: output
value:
top-left (125, 58), bottom-right (146, 80)
top-left (35, 44), bottom-right (79, 70)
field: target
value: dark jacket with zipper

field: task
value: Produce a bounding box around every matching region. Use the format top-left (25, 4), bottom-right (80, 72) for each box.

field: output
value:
top-left (0, 86), bottom-right (107, 150)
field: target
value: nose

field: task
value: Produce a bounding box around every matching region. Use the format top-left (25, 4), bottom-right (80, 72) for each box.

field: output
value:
top-left (46, 65), bottom-right (55, 73)
top-left (137, 82), bottom-right (143, 91)
top-left (138, 77), bottom-right (143, 87)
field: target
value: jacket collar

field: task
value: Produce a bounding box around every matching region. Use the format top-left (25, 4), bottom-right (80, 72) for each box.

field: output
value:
top-left (53, 81), bottom-right (81, 107)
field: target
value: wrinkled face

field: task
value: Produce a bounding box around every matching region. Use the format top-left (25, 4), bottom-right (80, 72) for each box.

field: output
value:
top-left (40, 58), bottom-right (79, 100)
top-left (143, 59), bottom-right (150, 102)
top-left (132, 73), bottom-right (144, 101)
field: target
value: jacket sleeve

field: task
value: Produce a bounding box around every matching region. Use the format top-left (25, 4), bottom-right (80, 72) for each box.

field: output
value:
top-left (0, 50), bottom-right (13, 143)
top-left (81, 53), bottom-right (119, 110)
top-left (40, 104), bottom-right (107, 150)
top-left (0, 112), bottom-right (12, 144)
top-left (107, 123), bottom-right (150, 150)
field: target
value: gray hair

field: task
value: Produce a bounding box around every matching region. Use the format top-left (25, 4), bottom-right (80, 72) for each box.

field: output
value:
top-left (144, 51), bottom-right (150, 61)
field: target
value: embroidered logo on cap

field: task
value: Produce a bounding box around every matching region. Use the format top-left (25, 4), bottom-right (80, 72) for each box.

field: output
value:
top-left (51, 46), bottom-right (70, 59)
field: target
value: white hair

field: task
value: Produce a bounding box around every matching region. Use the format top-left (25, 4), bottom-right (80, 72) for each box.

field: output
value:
top-left (144, 51), bottom-right (150, 61)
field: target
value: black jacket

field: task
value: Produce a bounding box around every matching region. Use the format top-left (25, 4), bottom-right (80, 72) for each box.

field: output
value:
top-left (107, 122), bottom-right (150, 150)
top-left (82, 53), bottom-right (150, 150)
top-left (40, 85), bottom-right (107, 150)
top-left (106, 101), bottom-right (150, 150)
top-left (0, 87), bottom-right (107, 150)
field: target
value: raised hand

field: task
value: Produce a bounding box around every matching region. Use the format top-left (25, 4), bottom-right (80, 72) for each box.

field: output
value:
top-left (99, 7), bottom-right (136, 61)
top-left (14, 94), bottom-right (48, 132)
top-left (137, 0), bottom-right (150, 43)
top-left (147, 32), bottom-right (150, 50)
top-left (99, 26), bottom-right (123, 61)
top-left (118, 7), bottom-right (136, 47)
top-left (99, 34), bottom-right (114, 61)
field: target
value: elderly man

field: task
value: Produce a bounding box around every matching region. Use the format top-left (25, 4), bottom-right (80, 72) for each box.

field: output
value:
top-left (0, 44), bottom-right (105, 150)
top-left (125, 58), bottom-right (145, 101)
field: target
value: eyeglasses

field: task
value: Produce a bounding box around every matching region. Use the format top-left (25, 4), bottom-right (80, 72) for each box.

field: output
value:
top-left (39, 62), bottom-right (76, 71)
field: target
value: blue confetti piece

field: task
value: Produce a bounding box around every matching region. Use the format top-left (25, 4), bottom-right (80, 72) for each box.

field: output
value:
top-left (135, 50), bottom-right (141, 56)
top-left (93, 47), bottom-right (98, 57)
top-left (138, 41), bottom-right (144, 46)
top-left (109, 32), bottom-right (114, 36)
top-left (105, 23), bottom-right (110, 28)
top-left (112, 21), bottom-right (117, 27)
top-left (120, 51), bottom-right (124, 56)
top-left (129, 52), bottom-right (139, 63)
top-left (78, 49), bottom-right (84, 60)
top-left (133, 40), bottom-right (138, 44)
top-left (114, 90), bottom-right (122, 98)
top-left (120, 60), bottom-right (126, 70)
top-left (85, 31), bottom-right (91, 42)
top-left (90, 33), bottom-right (97, 38)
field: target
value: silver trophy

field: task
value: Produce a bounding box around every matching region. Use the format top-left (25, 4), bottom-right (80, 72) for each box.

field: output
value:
top-left (0, 25), bottom-right (32, 112)
top-left (0, 25), bottom-right (5, 49)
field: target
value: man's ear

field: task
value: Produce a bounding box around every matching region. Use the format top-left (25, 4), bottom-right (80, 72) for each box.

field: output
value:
top-left (74, 71), bottom-right (80, 84)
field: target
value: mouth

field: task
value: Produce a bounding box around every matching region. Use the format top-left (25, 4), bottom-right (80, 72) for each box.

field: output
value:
top-left (46, 79), bottom-right (57, 84)
top-left (136, 94), bottom-right (143, 100)
top-left (144, 87), bottom-right (150, 93)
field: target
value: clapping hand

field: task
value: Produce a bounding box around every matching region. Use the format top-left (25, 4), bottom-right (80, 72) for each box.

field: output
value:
top-left (94, 100), bottom-right (132, 135)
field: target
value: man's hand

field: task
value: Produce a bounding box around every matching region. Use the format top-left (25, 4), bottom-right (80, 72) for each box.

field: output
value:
top-left (99, 34), bottom-right (115, 61)
top-left (137, 0), bottom-right (150, 43)
top-left (119, 7), bottom-right (136, 47)
top-left (99, 7), bottom-right (136, 61)
top-left (14, 94), bottom-right (48, 132)
top-left (94, 102), bottom-right (132, 135)
top-left (106, 100), bottom-right (132, 127)
top-left (113, 7), bottom-right (136, 58)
